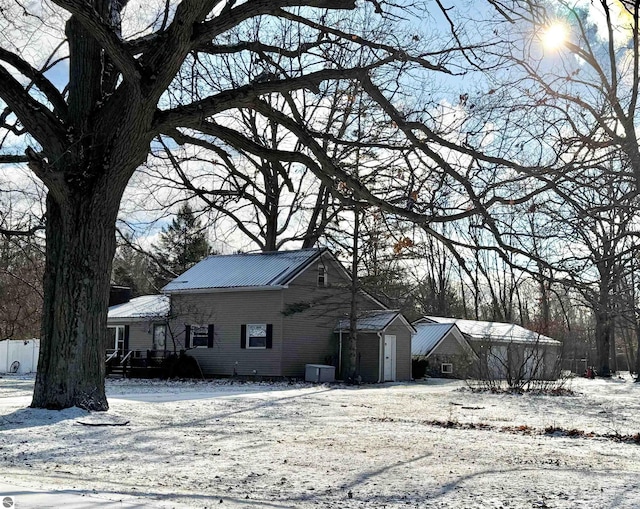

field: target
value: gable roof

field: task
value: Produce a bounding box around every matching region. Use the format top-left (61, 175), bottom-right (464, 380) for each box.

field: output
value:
top-left (411, 322), bottom-right (477, 359)
top-left (418, 316), bottom-right (561, 345)
top-left (335, 310), bottom-right (415, 333)
top-left (163, 248), bottom-right (327, 293)
top-left (107, 295), bottom-right (170, 321)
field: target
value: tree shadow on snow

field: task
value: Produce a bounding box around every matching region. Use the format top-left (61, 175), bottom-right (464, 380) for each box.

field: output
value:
top-left (0, 406), bottom-right (87, 431)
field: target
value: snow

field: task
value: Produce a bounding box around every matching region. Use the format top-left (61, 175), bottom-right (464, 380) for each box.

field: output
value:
top-left (1, 374), bottom-right (640, 508)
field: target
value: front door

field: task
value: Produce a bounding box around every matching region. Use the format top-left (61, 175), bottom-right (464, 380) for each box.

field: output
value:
top-left (153, 324), bottom-right (167, 351)
top-left (383, 335), bottom-right (396, 381)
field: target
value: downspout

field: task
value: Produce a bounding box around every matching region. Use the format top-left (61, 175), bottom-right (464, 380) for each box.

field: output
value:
top-left (377, 331), bottom-right (383, 383)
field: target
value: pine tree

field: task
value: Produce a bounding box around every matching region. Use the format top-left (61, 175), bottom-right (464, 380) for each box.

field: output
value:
top-left (154, 204), bottom-right (211, 288)
top-left (111, 241), bottom-right (156, 297)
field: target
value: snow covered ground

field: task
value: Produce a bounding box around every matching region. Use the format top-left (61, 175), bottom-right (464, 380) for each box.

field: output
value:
top-left (1, 374), bottom-right (640, 508)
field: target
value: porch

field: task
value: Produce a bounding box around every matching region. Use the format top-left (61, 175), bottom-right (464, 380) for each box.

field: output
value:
top-left (105, 349), bottom-right (173, 378)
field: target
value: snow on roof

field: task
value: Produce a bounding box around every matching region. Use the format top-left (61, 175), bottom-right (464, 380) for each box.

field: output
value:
top-left (162, 248), bottom-right (325, 293)
top-left (411, 322), bottom-right (457, 356)
top-left (107, 295), bottom-right (170, 320)
top-left (335, 310), bottom-right (413, 332)
top-left (421, 316), bottom-right (561, 345)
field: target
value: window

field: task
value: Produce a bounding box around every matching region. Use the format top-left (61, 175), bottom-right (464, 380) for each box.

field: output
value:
top-left (317, 264), bottom-right (327, 287)
top-left (153, 324), bottom-right (166, 350)
top-left (185, 324), bottom-right (213, 348)
top-left (241, 324), bottom-right (273, 349)
top-left (191, 325), bottom-right (210, 348)
top-left (441, 363), bottom-right (453, 374)
top-left (107, 325), bottom-right (126, 353)
top-left (247, 324), bottom-right (267, 349)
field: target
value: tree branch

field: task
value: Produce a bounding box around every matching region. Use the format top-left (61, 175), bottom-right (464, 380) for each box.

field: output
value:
top-left (0, 64), bottom-right (66, 158)
top-left (0, 48), bottom-right (68, 118)
top-left (49, 0), bottom-right (141, 84)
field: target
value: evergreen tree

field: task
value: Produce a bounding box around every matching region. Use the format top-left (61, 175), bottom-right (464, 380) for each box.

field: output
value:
top-left (154, 204), bottom-right (211, 288)
top-left (111, 240), bottom-right (156, 297)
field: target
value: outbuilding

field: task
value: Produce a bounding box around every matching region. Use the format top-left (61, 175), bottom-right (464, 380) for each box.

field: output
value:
top-left (418, 316), bottom-right (562, 381)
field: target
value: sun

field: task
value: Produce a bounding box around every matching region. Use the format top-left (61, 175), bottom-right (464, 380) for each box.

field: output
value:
top-left (542, 23), bottom-right (567, 50)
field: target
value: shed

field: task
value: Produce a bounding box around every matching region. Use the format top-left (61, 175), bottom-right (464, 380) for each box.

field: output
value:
top-left (335, 310), bottom-right (414, 383)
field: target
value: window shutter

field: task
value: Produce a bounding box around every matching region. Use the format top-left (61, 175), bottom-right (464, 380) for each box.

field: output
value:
top-left (208, 324), bottom-right (214, 348)
top-left (266, 324), bottom-right (273, 349)
top-left (240, 324), bottom-right (246, 349)
top-left (124, 325), bottom-right (130, 351)
top-left (185, 325), bottom-right (191, 349)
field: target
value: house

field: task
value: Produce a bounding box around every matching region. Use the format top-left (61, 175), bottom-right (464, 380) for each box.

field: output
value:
top-left (417, 316), bottom-right (562, 380)
top-left (411, 322), bottom-right (477, 378)
top-left (107, 248), bottom-right (414, 382)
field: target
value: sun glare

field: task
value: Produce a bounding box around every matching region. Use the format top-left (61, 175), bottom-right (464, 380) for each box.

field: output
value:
top-left (542, 23), bottom-right (567, 50)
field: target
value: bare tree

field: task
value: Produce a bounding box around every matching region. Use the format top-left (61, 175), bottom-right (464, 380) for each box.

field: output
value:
top-left (1, 0), bottom-right (481, 409)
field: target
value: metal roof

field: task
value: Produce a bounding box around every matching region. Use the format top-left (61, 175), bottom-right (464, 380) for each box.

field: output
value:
top-left (107, 295), bottom-right (170, 320)
top-left (163, 248), bottom-right (324, 293)
top-left (335, 310), bottom-right (410, 332)
top-left (420, 316), bottom-right (561, 345)
top-left (412, 322), bottom-right (457, 356)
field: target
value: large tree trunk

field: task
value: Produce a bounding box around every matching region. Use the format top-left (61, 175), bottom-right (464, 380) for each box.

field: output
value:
top-left (31, 188), bottom-right (119, 410)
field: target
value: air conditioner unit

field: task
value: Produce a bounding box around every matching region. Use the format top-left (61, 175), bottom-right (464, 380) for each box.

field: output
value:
top-left (305, 364), bottom-right (335, 383)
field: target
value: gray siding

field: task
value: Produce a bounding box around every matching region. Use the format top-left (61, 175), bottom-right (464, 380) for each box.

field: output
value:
top-left (384, 320), bottom-right (412, 381)
top-left (281, 252), bottom-right (383, 378)
top-left (432, 335), bottom-right (467, 356)
top-left (172, 290), bottom-right (284, 377)
top-left (425, 337), bottom-right (476, 379)
top-left (357, 333), bottom-right (380, 383)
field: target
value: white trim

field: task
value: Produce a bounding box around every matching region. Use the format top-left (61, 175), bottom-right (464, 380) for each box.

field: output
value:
top-left (441, 363), bottom-right (453, 374)
top-left (107, 325), bottom-right (126, 352)
top-left (383, 334), bottom-right (397, 381)
top-left (317, 263), bottom-right (327, 287)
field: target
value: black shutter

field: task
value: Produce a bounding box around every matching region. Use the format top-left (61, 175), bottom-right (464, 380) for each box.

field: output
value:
top-left (240, 324), bottom-right (246, 349)
top-left (266, 324), bottom-right (273, 349)
top-left (185, 325), bottom-right (191, 349)
top-left (124, 325), bottom-right (130, 351)
top-left (207, 324), bottom-right (214, 348)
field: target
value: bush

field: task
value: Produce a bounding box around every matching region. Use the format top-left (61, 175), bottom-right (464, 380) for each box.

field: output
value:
top-left (163, 353), bottom-right (202, 379)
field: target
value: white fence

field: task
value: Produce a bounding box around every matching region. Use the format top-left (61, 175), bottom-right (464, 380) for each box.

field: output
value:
top-left (0, 339), bottom-right (40, 374)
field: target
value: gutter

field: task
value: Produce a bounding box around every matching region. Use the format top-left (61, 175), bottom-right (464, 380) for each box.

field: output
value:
top-left (377, 331), bottom-right (383, 383)
top-left (164, 285), bottom-right (284, 295)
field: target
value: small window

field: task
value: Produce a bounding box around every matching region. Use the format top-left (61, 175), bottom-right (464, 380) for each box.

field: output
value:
top-left (247, 324), bottom-right (267, 349)
top-left (317, 264), bottom-right (327, 287)
top-left (191, 325), bottom-right (210, 348)
top-left (441, 363), bottom-right (453, 374)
